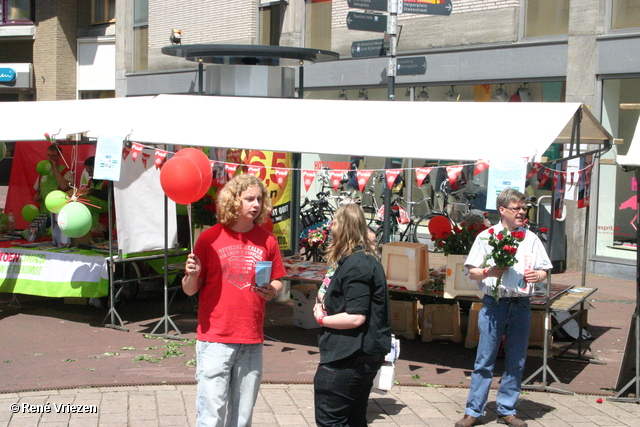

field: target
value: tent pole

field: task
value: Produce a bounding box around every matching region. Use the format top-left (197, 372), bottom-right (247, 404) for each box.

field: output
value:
top-left (150, 148), bottom-right (183, 339)
top-left (102, 180), bottom-right (128, 331)
top-left (522, 181), bottom-right (571, 394)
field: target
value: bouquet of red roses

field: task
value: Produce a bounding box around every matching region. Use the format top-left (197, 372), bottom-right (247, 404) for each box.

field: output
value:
top-left (484, 227), bottom-right (526, 300)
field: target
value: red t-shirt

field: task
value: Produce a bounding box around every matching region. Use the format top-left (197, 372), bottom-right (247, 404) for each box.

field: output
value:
top-left (194, 223), bottom-right (286, 344)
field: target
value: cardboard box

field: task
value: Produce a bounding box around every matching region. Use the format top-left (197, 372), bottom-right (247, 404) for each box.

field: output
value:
top-left (464, 302), bottom-right (483, 349)
top-left (465, 304), bottom-right (551, 349)
top-left (381, 242), bottom-right (430, 291)
top-left (421, 303), bottom-right (462, 343)
top-left (290, 287), bottom-right (321, 329)
top-left (443, 254), bottom-right (484, 300)
top-left (390, 300), bottom-right (419, 340)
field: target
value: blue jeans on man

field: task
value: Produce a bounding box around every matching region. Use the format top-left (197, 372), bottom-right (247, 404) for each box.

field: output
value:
top-left (465, 295), bottom-right (531, 418)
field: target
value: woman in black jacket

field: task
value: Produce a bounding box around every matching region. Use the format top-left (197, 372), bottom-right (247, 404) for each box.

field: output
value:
top-left (312, 203), bottom-right (391, 427)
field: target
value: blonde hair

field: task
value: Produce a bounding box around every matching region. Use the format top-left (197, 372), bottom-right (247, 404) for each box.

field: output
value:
top-left (216, 174), bottom-right (272, 227)
top-left (326, 203), bottom-right (376, 266)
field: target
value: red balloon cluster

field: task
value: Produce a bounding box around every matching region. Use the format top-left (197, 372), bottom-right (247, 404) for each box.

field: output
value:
top-left (160, 148), bottom-right (213, 205)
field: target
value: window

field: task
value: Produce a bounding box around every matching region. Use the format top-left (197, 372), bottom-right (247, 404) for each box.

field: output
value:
top-left (259, 1), bottom-right (285, 46)
top-left (1, 0), bottom-right (33, 24)
top-left (611, 0), bottom-right (640, 30)
top-left (305, 0), bottom-right (331, 50)
top-left (133, 0), bottom-right (148, 72)
top-left (523, 0), bottom-right (569, 38)
top-left (92, 0), bottom-right (116, 25)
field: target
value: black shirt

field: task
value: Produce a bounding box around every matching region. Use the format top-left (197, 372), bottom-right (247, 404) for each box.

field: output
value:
top-left (318, 250), bottom-right (391, 364)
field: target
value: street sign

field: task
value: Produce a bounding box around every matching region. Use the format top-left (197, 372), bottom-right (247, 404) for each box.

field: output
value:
top-left (351, 39), bottom-right (387, 58)
top-left (397, 56), bottom-right (427, 76)
top-left (402, 0), bottom-right (452, 16)
top-left (347, 0), bottom-right (388, 13)
top-left (346, 11), bottom-right (388, 33)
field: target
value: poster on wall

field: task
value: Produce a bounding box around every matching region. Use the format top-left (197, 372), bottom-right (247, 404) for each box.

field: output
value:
top-left (243, 150), bottom-right (292, 251)
top-left (485, 158), bottom-right (527, 210)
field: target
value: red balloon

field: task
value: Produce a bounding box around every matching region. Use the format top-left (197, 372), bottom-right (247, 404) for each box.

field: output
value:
top-left (428, 215), bottom-right (453, 239)
top-left (160, 156), bottom-right (203, 205)
top-left (174, 148), bottom-right (212, 200)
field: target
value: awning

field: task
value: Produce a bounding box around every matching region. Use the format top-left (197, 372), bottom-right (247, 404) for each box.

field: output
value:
top-left (0, 94), bottom-right (612, 162)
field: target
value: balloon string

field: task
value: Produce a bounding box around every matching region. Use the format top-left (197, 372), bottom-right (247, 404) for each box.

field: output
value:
top-left (187, 203), bottom-right (193, 252)
top-left (74, 198), bottom-right (102, 209)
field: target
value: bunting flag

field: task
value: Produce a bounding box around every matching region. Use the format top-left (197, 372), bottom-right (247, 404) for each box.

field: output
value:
top-left (526, 162), bottom-right (543, 179)
top-left (303, 170), bottom-right (317, 192)
top-left (154, 150), bottom-right (168, 169)
top-left (329, 170), bottom-right (345, 191)
top-left (273, 167), bottom-right (289, 188)
top-left (474, 159), bottom-right (490, 176)
top-left (356, 170), bottom-right (373, 192)
top-left (538, 169), bottom-right (551, 189)
top-left (446, 165), bottom-right (464, 187)
top-left (555, 172), bottom-right (566, 219)
top-left (247, 165), bottom-right (261, 177)
top-left (122, 146), bottom-right (131, 161)
top-left (130, 142), bottom-right (144, 162)
top-left (415, 167), bottom-right (432, 188)
top-left (225, 163), bottom-right (239, 180)
top-left (385, 169), bottom-right (402, 190)
top-left (141, 152), bottom-right (151, 168)
top-left (552, 171), bottom-right (559, 191)
top-left (577, 164), bottom-right (593, 209)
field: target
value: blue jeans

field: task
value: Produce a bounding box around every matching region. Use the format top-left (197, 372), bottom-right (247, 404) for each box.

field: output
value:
top-left (314, 353), bottom-right (384, 427)
top-left (465, 295), bottom-right (531, 418)
top-left (195, 341), bottom-right (263, 427)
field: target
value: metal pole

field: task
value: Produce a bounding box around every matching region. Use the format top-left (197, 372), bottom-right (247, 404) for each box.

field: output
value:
top-left (387, 0), bottom-right (398, 101)
top-left (198, 58), bottom-right (204, 95)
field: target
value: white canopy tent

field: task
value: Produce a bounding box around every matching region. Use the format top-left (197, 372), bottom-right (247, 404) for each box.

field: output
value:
top-left (1, 94), bottom-right (612, 162)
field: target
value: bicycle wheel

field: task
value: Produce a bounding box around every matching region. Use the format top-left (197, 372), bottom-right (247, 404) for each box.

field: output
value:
top-left (412, 215), bottom-right (433, 246)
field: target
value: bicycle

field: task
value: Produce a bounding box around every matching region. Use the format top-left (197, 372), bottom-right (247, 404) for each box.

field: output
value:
top-left (374, 196), bottom-right (435, 246)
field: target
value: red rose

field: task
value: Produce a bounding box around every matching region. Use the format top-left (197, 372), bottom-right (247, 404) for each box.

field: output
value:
top-left (488, 228), bottom-right (495, 235)
top-left (509, 246), bottom-right (518, 254)
top-left (437, 241), bottom-right (444, 247)
top-left (539, 227), bottom-right (548, 233)
top-left (497, 233), bottom-right (504, 240)
top-left (503, 245), bottom-right (511, 252)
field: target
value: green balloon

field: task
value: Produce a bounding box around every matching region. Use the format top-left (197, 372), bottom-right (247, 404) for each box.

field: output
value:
top-left (58, 202), bottom-right (92, 238)
top-left (36, 160), bottom-right (53, 175)
top-left (21, 204), bottom-right (40, 223)
top-left (0, 142), bottom-right (6, 161)
top-left (45, 190), bottom-right (68, 214)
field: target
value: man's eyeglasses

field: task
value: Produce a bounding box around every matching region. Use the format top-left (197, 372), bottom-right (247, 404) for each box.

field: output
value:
top-left (503, 206), bottom-right (527, 213)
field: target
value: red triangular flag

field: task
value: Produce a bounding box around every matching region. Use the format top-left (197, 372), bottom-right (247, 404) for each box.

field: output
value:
top-left (446, 165), bottom-right (464, 187)
top-left (356, 170), bottom-right (373, 192)
top-left (273, 167), bottom-right (289, 188)
top-left (329, 170), bottom-right (344, 191)
top-left (415, 167), bottom-right (432, 188)
top-left (122, 146), bottom-right (131, 161)
top-left (386, 169), bottom-right (401, 190)
top-left (225, 163), bottom-right (238, 180)
top-left (247, 165), bottom-right (261, 177)
top-left (130, 142), bottom-right (144, 162)
top-left (538, 169), bottom-right (551, 189)
top-left (303, 170), bottom-right (317, 192)
top-left (155, 150), bottom-right (168, 169)
top-left (526, 162), bottom-right (543, 179)
top-left (474, 159), bottom-right (490, 176)
top-left (141, 152), bottom-right (151, 168)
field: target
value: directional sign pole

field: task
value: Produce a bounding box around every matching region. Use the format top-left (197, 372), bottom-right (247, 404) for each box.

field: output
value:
top-left (382, 0), bottom-right (400, 244)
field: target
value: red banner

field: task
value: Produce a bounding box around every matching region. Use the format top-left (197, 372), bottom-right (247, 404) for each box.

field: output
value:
top-left (303, 170), bottom-right (316, 192)
top-left (154, 150), bottom-right (168, 169)
top-left (386, 169), bottom-right (401, 190)
top-left (415, 167), bottom-right (432, 188)
top-left (130, 142), bottom-right (144, 162)
top-left (474, 159), bottom-right (490, 176)
top-left (273, 168), bottom-right (289, 188)
top-left (329, 170), bottom-right (344, 191)
top-left (356, 170), bottom-right (373, 192)
top-left (446, 165), bottom-right (464, 187)
top-left (225, 163), bottom-right (239, 180)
